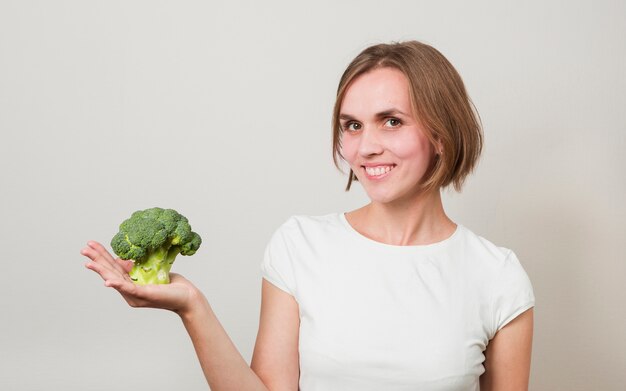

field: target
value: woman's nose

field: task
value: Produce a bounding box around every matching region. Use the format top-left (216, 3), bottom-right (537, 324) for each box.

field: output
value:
top-left (358, 127), bottom-right (384, 156)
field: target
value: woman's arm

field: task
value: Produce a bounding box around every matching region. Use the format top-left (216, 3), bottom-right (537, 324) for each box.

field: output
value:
top-left (480, 308), bottom-right (534, 391)
top-left (250, 279), bottom-right (301, 390)
top-left (178, 291), bottom-right (270, 390)
top-left (182, 279), bottom-right (300, 391)
top-left (82, 241), bottom-right (299, 391)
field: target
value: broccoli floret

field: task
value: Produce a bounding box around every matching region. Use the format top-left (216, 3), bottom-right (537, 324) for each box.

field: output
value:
top-left (110, 207), bottom-right (202, 285)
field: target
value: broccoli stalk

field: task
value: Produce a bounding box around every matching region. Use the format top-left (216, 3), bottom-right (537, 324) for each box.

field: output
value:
top-left (127, 242), bottom-right (181, 284)
top-left (111, 207), bottom-right (202, 285)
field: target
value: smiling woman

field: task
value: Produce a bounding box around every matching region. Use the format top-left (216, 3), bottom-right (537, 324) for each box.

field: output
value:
top-left (332, 41), bottom-right (483, 195)
top-left (82, 40), bottom-right (535, 391)
top-left (253, 41), bottom-right (534, 390)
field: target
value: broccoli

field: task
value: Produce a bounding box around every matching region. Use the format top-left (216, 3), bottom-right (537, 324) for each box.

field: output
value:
top-left (110, 207), bottom-right (202, 285)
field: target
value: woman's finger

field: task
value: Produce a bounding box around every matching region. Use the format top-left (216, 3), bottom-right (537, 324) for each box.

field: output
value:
top-left (115, 258), bottom-right (134, 274)
top-left (82, 248), bottom-right (119, 277)
top-left (80, 245), bottom-right (113, 267)
top-left (82, 242), bottom-right (128, 276)
top-left (168, 273), bottom-right (187, 284)
top-left (87, 241), bottom-right (116, 262)
top-left (85, 260), bottom-right (143, 304)
top-left (108, 279), bottom-right (168, 308)
top-left (84, 259), bottom-right (125, 283)
top-left (105, 277), bottom-right (138, 295)
top-left (101, 279), bottom-right (146, 307)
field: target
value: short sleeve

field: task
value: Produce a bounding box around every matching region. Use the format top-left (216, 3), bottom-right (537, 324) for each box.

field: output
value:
top-left (260, 218), bottom-right (297, 296)
top-left (491, 250), bottom-right (535, 335)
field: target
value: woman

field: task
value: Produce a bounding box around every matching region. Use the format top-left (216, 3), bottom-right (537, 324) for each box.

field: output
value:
top-left (82, 41), bottom-right (535, 391)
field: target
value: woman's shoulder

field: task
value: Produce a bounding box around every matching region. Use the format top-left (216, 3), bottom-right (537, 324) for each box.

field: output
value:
top-left (275, 212), bottom-right (343, 232)
top-left (456, 227), bottom-right (535, 334)
top-left (455, 224), bottom-right (520, 269)
top-left (264, 213), bottom-right (346, 259)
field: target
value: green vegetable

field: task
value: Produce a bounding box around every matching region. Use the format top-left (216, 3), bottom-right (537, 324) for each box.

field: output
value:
top-left (110, 207), bottom-right (202, 285)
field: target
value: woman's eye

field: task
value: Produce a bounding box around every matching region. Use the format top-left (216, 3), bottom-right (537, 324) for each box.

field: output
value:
top-left (385, 118), bottom-right (401, 127)
top-left (344, 122), bottom-right (361, 132)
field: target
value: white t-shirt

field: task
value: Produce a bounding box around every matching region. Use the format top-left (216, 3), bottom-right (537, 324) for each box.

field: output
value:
top-left (260, 213), bottom-right (535, 391)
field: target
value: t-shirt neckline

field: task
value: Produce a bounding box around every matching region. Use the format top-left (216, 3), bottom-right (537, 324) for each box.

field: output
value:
top-left (337, 212), bottom-right (462, 252)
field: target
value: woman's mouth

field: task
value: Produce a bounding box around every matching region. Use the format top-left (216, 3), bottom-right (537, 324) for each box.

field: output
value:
top-left (362, 164), bottom-right (396, 179)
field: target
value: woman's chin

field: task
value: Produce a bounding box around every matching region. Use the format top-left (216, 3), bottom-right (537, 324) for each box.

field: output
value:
top-left (363, 186), bottom-right (430, 207)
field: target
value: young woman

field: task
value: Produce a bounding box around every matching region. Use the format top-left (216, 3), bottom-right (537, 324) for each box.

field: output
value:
top-left (82, 41), bottom-right (535, 391)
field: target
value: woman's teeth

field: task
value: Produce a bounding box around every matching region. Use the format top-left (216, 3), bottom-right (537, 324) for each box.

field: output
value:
top-left (365, 165), bottom-right (394, 176)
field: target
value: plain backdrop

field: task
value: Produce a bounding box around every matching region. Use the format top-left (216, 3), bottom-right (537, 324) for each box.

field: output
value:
top-left (1, 0), bottom-right (624, 390)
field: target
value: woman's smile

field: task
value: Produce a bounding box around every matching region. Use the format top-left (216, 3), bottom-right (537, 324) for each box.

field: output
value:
top-left (362, 164), bottom-right (397, 179)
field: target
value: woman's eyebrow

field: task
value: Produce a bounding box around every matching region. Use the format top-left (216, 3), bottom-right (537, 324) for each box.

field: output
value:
top-left (339, 109), bottom-right (409, 121)
top-left (375, 109), bottom-right (409, 118)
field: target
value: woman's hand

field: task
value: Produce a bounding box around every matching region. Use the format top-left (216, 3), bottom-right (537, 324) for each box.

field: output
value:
top-left (81, 241), bottom-right (201, 316)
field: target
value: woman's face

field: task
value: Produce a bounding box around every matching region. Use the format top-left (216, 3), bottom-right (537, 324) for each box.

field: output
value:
top-left (339, 67), bottom-right (437, 205)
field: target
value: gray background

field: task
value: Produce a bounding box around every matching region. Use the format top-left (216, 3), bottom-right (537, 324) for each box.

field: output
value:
top-left (1, 0), bottom-right (624, 390)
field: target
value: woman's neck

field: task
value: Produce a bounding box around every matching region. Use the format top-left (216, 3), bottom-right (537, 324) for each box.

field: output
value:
top-left (346, 189), bottom-right (457, 246)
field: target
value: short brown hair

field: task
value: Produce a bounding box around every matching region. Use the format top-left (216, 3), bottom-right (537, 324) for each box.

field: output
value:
top-left (332, 41), bottom-right (483, 193)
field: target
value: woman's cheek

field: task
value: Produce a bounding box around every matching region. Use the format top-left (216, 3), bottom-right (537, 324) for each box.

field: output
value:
top-left (339, 137), bottom-right (359, 164)
top-left (388, 132), bottom-right (431, 160)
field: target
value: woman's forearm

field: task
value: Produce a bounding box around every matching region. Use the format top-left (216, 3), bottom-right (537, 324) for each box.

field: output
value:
top-left (179, 292), bottom-right (269, 391)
